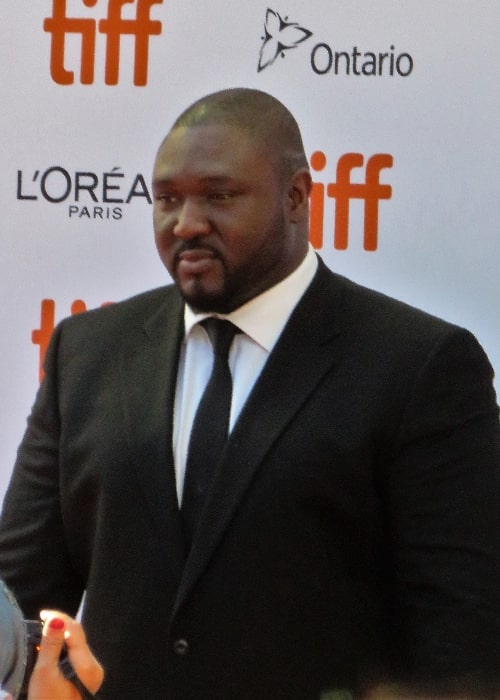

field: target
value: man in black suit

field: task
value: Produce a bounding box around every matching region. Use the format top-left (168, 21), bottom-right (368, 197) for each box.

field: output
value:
top-left (0, 88), bottom-right (499, 699)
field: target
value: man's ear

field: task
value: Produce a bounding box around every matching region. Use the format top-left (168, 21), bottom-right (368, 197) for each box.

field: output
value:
top-left (287, 168), bottom-right (312, 222)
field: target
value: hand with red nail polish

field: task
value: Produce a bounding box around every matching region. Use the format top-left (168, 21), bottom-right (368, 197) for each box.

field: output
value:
top-left (27, 611), bottom-right (104, 700)
top-left (48, 617), bottom-right (65, 630)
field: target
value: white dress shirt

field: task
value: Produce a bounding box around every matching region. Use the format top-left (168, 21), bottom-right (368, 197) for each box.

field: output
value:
top-left (173, 245), bottom-right (318, 503)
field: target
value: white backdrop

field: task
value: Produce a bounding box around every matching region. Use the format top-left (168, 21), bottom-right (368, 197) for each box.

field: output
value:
top-left (1, 1), bottom-right (499, 498)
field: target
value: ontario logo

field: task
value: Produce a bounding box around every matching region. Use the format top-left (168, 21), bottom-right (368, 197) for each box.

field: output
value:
top-left (258, 8), bottom-right (414, 77)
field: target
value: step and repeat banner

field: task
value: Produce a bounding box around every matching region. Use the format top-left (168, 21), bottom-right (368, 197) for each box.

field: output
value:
top-left (1, 1), bottom-right (499, 497)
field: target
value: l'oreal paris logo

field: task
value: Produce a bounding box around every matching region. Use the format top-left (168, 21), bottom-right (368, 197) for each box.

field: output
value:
top-left (16, 165), bottom-right (152, 220)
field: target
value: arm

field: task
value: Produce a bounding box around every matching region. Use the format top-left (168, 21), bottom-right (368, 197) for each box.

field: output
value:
top-left (381, 327), bottom-right (500, 696)
top-left (0, 323), bottom-right (83, 617)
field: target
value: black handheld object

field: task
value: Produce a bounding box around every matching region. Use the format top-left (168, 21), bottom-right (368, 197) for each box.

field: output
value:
top-left (19, 620), bottom-right (42, 700)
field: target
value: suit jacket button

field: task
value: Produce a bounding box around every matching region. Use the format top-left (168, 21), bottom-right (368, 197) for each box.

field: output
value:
top-left (173, 638), bottom-right (189, 656)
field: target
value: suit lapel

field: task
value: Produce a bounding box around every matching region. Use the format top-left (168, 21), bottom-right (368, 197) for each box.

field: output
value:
top-left (173, 262), bottom-right (345, 617)
top-left (119, 288), bottom-right (186, 582)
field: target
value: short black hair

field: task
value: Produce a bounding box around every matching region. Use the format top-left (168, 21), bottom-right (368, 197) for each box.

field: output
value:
top-left (170, 87), bottom-right (309, 180)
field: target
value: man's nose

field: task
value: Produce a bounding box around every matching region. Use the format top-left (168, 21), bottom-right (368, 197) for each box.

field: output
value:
top-left (173, 198), bottom-right (210, 239)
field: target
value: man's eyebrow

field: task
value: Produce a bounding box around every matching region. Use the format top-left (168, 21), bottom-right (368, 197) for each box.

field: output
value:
top-left (152, 175), bottom-right (237, 188)
top-left (151, 177), bottom-right (174, 188)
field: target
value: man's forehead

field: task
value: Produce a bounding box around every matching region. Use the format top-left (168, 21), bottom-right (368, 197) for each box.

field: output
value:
top-left (159, 122), bottom-right (257, 152)
top-left (154, 123), bottom-right (271, 174)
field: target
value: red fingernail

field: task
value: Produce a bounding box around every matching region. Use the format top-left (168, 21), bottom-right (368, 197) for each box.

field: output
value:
top-left (48, 617), bottom-right (65, 630)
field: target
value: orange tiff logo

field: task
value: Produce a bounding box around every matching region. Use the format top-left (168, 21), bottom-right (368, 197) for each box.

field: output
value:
top-left (43, 0), bottom-right (164, 85)
top-left (309, 151), bottom-right (393, 251)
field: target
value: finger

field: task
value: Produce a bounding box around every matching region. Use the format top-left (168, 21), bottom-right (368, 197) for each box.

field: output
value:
top-left (40, 610), bottom-right (104, 694)
top-left (65, 638), bottom-right (104, 694)
top-left (36, 612), bottom-right (67, 666)
top-left (28, 613), bottom-right (70, 699)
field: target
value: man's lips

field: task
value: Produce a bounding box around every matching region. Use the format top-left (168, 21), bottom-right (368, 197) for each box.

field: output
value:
top-left (179, 248), bottom-right (215, 262)
top-left (177, 248), bottom-right (219, 276)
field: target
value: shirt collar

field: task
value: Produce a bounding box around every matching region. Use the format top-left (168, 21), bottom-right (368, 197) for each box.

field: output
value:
top-left (184, 245), bottom-right (318, 352)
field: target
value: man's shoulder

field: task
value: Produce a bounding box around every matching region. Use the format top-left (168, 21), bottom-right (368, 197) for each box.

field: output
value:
top-left (97, 284), bottom-right (178, 315)
top-left (51, 284), bottom-right (182, 357)
top-left (318, 261), bottom-right (461, 337)
top-left (313, 260), bottom-right (479, 365)
top-left (64, 284), bottom-right (179, 327)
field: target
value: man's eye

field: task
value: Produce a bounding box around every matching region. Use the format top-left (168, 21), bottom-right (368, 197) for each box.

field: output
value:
top-left (156, 194), bottom-right (179, 204)
top-left (208, 192), bottom-right (233, 201)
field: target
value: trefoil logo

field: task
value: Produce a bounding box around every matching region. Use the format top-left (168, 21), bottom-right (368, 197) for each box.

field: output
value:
top-left (258, 8), bottom-right (312, 72)
top-left (43, 0), bottom-right (164, 86)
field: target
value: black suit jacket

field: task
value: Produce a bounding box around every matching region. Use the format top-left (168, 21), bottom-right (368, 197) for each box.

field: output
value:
top-left (1, 259), bottom-right (499, 699)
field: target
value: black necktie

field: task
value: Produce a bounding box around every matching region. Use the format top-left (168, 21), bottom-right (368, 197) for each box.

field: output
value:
top-left (181, 318), bottom-right (240, 551)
